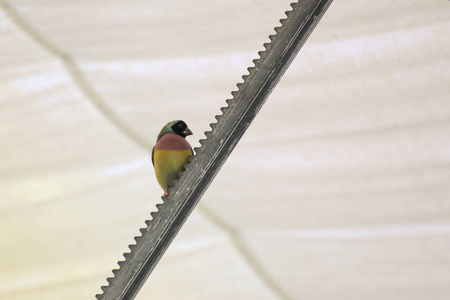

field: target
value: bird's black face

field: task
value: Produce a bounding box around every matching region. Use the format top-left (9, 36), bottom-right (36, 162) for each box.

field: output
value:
top-left (171, 120), bottom-right (193, 138)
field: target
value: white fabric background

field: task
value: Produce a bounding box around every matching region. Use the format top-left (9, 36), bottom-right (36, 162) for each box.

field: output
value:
top-left (0, 1), bottom-right (449, 299)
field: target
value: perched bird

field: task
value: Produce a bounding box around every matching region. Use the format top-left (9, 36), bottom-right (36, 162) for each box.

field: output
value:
top-left (152, 120), bottom-right (193, 196)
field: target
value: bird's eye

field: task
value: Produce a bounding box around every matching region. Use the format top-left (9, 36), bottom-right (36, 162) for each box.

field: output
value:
top-left (178, 124), bottom-right (183, 128)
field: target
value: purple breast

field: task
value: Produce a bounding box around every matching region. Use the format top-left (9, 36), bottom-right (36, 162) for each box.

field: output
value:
top-left (155, 133), bottom-right (191, 150)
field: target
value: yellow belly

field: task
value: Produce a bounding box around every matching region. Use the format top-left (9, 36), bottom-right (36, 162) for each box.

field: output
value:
top-left (153, 149), bottom-right (192, 190)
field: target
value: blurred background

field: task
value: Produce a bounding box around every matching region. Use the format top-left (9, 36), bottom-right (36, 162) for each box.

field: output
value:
top-left (0, 0), bottom-right (449, 299)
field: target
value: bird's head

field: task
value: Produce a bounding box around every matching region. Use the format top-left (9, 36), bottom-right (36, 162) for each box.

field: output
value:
top-left (157, 120), bottom-right (193, 140)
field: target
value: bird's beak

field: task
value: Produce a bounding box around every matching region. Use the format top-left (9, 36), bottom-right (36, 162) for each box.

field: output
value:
top-left (183, 127), bottom-right (193, 136)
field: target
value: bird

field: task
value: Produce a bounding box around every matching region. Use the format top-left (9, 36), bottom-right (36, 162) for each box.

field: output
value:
top-left (152, 120), bottom-right (193, 197)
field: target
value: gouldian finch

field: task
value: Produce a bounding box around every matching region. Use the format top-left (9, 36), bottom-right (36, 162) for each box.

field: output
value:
top-left (152, 120), bottom-right (193, 196)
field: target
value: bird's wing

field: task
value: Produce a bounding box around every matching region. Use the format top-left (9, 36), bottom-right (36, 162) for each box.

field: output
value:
top-left (151, 146), bottom-right (155, 166)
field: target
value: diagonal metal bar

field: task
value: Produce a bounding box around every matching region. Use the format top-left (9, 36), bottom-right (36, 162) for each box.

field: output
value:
top-left (96, 1), bottom-right (334, 299)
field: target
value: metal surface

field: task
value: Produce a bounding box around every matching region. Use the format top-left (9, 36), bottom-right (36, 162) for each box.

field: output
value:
top-left (96, 0), bottom-right (334, 299)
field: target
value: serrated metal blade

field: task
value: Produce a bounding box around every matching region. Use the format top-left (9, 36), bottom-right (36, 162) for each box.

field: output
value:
top-left (96, 1), bottom-right (333, 299)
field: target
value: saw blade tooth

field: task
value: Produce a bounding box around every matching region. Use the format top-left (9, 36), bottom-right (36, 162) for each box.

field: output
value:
top-left (225, 99), bottom-right (233, 106)
top-left (231, 90), bottom-right (239, 97)
top-left (204, 130), bottom-right (212, 138)
top-left (284, 8), bottom-right (294, 18)
top-left (284, 2), bottom-right (295, 14)
top-left (236, 82), bottom-right (245, 90)
top-left (212, 114), bottom-right (222, 125)
top-left (199, 138), bottom-right (207, 146)
top-left (278, 21), bottom-right (288, 31)
top-left (150, 211), bottom-right (159, 219)
top-left (285, 7), bottom-right (293, 15)
top-left (167, 181), bottom-right (176, 190)
top-left (176, 171), bottom-right (185, 181)
top-left (182, 162), bottom-right (191, 171)
top-left (242, 74), bottom-right (249, 82)
top-left (193, 146), bottom-right (202, 154)
top-left (123, 252), bottom-right (132, 259)
top-left (263, 42), bottom-right (271, 50)
top-left (167, 183), bottom-right (176, 193)
top-left (129, 243), bottom-right (137, 251)
top-left (280, 8), bottom-right (292, 21)
top-left (187, 154), bottom-right (195, 162)
top-left (133, 234), bottom-right (142, 243)
top-left (145, 202), bottom-right (162, 220)
top-left (117, 260), bottom-right (125, 268)
top-left (101, 285), bottom-right (108, 292)
top-left (268, 34), bottom-right (277, 41)
top-left (139, 227), bottom-right (148, 235)
top-left (112, 268), bottom-right (120, 275)
top-left (173, 177), bottom-right (180, 186)
top-left (248, 65), bottom-right (257, 74)
top-left (106, 277), bottom-right (114, 284)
